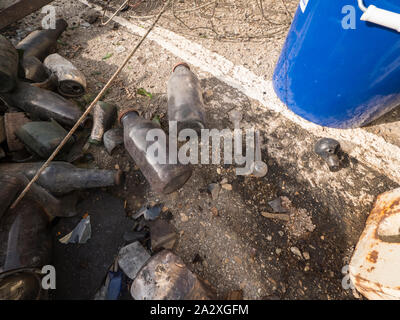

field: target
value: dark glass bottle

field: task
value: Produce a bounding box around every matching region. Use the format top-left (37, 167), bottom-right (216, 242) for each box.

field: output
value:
top-left (89, 101), bottom-right (117, 144)
top-left (0, 198), bottom-right (52, 273)
top-left (0, 35), bottom-right (18, 93)
top-left (119, 109), bottom-right (192, 194)
top-left (0, 162), bottom-right (124, 195)
top-left (0, 172), bottom-right (78, 219)
top-left (43, 53), bottom-right (87, 98)
top-left (0, 174), bottom-right (53, 273)
top-left (0, 81), bottom-right (83, 127)
top-left (167, 62), bottom-right (206, 134)
top-left (20, 55), bottom-right (49, 83)
top-left (16, 19), bottom-right (68, 61)
top-left (0, 268), bottom-right (44, 300)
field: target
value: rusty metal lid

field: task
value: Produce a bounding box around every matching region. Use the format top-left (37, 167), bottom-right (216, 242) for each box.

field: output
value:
top-left (172, 62), bottom-right (190, 72)
top-left (118, 108), bottom-right (139, 125)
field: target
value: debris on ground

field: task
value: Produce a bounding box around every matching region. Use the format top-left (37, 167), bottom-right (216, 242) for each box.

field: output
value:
top-left (59, 215), bottom-right (92, 244)
top-left (314, 138), bottom-right (341, 172)
top-left (226, 290), bottom-right (243, 300)
top-left (90, 101), bottom-right (117, 145)
top-left (106, 270), bottom-right (122, 300)
top-left (123, 230), bottom-right (148, 243)
top-left (81, 8), bottom-right (100, 25)
top-left (117, 242), bottom-right (151, 280)
top-left (281, 196), bottom-right (316, 239)
top-left (16, 120), bottom-right (74, 158)
top-left (261, 212), bottom-right (290, 222)
top-left (119, 109), bottom-right (192, 194)
top-left (268, 197), bottom-right (288, 213)
top-left (103, 128), bottom-right (124, 155)
top-left (149, 219), bottom-right (177, 251)
top-left (132, 204), bottom-right (163, 221)
top-left (207, 183), bottom-right (221, 200)
top-left (290, 246), bottom-right (303, 259)
top-left (4, 112), bottom-right (31, 151)
top-left (131, 250), bottom-right (215, 300)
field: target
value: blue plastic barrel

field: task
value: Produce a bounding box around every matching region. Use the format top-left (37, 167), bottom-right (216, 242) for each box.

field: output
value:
top-left (273, 0), bottom-right (400, 128)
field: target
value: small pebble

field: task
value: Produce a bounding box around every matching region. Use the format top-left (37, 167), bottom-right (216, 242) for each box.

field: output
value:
top-left (115, 45), bottom-right (126, 53)
top-left (180, 213), bottom-right (189, 222)
top-left (290, 247), bottom-right (302, 259)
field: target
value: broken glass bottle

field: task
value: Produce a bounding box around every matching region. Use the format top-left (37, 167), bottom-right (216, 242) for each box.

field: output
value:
top-left (131, 250), bottom-right (215, 300)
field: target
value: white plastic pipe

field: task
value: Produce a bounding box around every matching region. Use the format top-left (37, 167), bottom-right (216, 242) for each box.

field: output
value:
top-left (361, 5), bottom-right (400, 32)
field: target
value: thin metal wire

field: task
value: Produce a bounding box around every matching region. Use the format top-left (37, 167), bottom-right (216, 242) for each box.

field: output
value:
top-left (122, 0), bottom-right (292, 42)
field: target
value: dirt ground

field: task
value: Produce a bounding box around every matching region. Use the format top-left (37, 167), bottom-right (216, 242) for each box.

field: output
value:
top-left (2, 0), bottom-right (400, 300)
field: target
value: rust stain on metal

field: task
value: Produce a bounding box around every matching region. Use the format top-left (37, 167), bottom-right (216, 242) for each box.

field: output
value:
top-left (350, 188), bottom-right (400, 299)
top-left (354, 277), bottom-right (386, 296)
top-left (371, 198), bottom-right (400, 240)
top-left (367, 267), bottom-right (375, 273)
top-left (367, 250), bottom-right (379, 264)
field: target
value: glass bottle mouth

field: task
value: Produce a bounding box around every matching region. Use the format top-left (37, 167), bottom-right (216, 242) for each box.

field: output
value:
top-left (172, 62), bottom-right (190, 73)
top-left (118, 108), bottom-right (140, 125)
